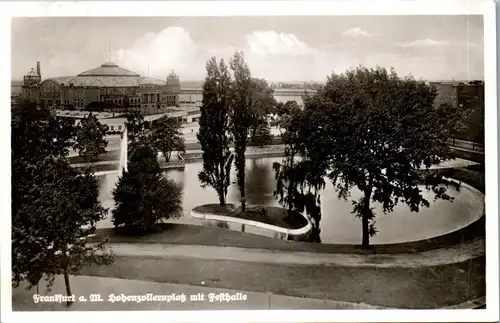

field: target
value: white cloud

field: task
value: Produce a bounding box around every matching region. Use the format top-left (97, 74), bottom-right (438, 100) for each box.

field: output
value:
top-left (113, 26), bottom-right (205, 80)
top-left (245, 31), bottom-right (315, 56)
top-left (397, 38), bottom-right (451, 48)
top-left (106, 26), bottom-right (482, 83)
top-left (111, 27), bottom-right (322, 81)
top-left (341, 27), bottom-right (375, 38)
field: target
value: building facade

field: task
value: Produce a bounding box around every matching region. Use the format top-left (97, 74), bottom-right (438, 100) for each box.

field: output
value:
top-left (21, 62), bottom-right (181, 115)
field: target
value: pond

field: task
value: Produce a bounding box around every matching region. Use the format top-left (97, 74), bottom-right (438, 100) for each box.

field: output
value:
top-left (97, 157), bottom-right (484, 245)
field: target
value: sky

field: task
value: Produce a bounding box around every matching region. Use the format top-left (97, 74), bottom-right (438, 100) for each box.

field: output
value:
top-left (11, 16), bottom-right (484, 82)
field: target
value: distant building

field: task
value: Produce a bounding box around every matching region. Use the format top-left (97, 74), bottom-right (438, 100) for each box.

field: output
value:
top-left (20, 61), bottom-right (181, 115)
top-left (56, 110), bottom-right (127, 132)
top-left (429, 80), bottom-right (484, 111)
top-left (179, 87), bottom-right (316, 112)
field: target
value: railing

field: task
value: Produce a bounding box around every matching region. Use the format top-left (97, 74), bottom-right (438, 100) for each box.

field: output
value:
top-left (448, 138), bottom-right (484, 153)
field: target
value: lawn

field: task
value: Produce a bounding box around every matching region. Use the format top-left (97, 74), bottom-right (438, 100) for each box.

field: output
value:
top-left (77, 255), bottom-right (485, 309)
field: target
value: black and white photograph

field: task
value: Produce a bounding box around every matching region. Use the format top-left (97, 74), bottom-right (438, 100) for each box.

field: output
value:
top-left (1, 1), bottom-right (498, 322)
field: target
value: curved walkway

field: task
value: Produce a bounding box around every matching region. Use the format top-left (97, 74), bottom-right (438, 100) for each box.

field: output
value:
top-left (97, 236), bottom-right (484, 268)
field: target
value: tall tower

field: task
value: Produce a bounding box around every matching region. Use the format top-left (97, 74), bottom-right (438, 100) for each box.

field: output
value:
top-left (167, 69), bottom-right (179, 85)
top-left (36, 61), bottom-right (41, 78)
top-left (166, 70), bottom-right (181, 107)
top-left (22, 64), bottom-right (41, 102)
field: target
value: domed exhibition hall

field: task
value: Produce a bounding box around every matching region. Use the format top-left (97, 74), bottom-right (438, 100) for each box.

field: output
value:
top-left (21, 61), bottom-right (182, 115)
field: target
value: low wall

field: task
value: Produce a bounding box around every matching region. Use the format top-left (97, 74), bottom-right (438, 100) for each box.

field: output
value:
top-left (190, 208), bottom-right (313, 240)
top-left (442, 176), bottom-right (485, 226)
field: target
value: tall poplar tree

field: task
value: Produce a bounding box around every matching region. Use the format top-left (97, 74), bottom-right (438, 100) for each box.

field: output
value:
top-left (197, 57), bottom-right (233, 206)
top-left (229, 52), bottom-right (254, 211)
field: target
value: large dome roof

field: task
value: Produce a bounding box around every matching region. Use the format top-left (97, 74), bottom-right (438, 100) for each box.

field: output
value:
top-left (78, 62), bottom-right (140, 77)
top-left (43, 62), bottom-right (169, 88)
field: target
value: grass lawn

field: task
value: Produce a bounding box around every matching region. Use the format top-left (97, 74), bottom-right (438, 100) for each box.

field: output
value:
top-left (193, 204), bottom-right (308, 229)
top-left (89, 213), bottom-right (484, 255)
top-left (78, 255), bottom-right (485, 309)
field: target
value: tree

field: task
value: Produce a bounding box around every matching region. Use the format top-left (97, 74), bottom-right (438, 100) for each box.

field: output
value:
top-left (197, 57), bottom-right (233, 206)
top-left (468, 105), bottom-right (484, 143)
top-left (12, 158), bottom-right (113, 306)
top-left (248, 78), bottom-right (276, 147)
top-left (12, 101), bottom-right (77, 162)
top-left (249, 122), bottom-right (272, 147)
top-left (229, 52), bottom-right (254, 211)
top-left (125, 111), bottom-right (151, 152)
top-left (11, 102), bottom-right (113, 305)
top-left (298, 66), bottom-right (464, 248)
top-left (272, 101), bottom-right (325, 242)
top-left (73, 114), bottom-right (109, 162)
top-left (112, 140), bottom-right (183, 232)
top-left (12, 102), bottom-right (78, 234)
top-left (151, 115), bottom-right (185, 162)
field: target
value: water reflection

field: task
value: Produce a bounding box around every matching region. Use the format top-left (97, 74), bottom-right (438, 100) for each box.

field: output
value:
top-left (97, 157), bottom-right (483, 245)
top-left (245, 158), bottom-right (275, 205)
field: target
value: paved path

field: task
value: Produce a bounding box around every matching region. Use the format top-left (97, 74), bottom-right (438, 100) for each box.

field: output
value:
top-left (97, 237), bottom-right (485, 268)
top-left (11, 275), bottom-right (485, 311)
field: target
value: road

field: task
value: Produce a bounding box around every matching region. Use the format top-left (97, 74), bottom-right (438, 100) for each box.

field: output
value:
top-left (94, 237), bottom-right (484, 268)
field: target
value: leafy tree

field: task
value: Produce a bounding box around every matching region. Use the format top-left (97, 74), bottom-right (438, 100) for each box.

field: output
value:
top-left (467, 105), bottom-right (484, 143)
top-left (125, 111), bottom-right (151, 152)
top-left (73, 114), bottom-right (109, 162)
top-left (12, 102), bottom-right (78, 238)
top-left (297, 66), bottom-right (464, 248)
top-left (272, 101), bottom-right (325, 242)
top-left (248, 78), bottom-right (276, 146)
top-left (11, 103), bottom-right (113, 305)
top-left (249, 122), bottom-right (272, 147)
top-left (229, 52), bottom-right (254, 211)
top-left (112, 140), bottom-right (183, 231)
top-left (12, 101), bottom-right (77, 162)
top-left (151, 115), bottom-right (185, 162)
top-left (272, 101), bottom-right (301, 134)
top-left (458, 83), bottom-right (484, 144)
top-left (197, 57), bottom-right (233, 206)
top-left (12, 158), bottom-right (113, 306)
